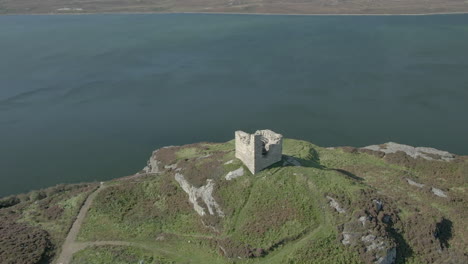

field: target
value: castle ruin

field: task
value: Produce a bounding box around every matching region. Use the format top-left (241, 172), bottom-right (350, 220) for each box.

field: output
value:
top-left (235, 129), bottom-right (283, 174)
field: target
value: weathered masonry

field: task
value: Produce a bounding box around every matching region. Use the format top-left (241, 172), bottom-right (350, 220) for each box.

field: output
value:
top-left (235, 129), bottom-right (283, 174)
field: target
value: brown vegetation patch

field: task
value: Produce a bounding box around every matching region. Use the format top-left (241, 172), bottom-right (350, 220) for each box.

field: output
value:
top-left (159, 175), bottom-right (193, 216)
top-left (352, 190), bottom-right (399, 222)
top-left (0, 220), bottom-right (53, 264)
top-left (201, 213), bottom-right (222, 233)
top-left (0, 195), bottom-right (21, 209)
top-left (211, 179), bottom-right (239, 218)
top-left (340, 189), bottom-right (401, 264)
top-left (92, 184), bottom-right (140, 221)
top-left (338, 146), bottom-right (359, 154)
top-left (178, 157), bottom-right (225, 187)
top-left (403, 214), bottom-right (467, 263)
top-left (382, 151), bottom-right (414, 165)
top-left (126, 199), bottom-right (162, 223)
top-left (155, 143), bottom-right (211, 165)
top-left (359, 148), bottom-right (387, 158)
top-left (43, 205), bottom-right (64, 220)
top-left (242, 199), bottom-right (298, 236)
top-left (338, 146), bottom-right (385, 158)
top-left (383, 152), bottom-right (467, 188)
top-left (343, 188), bottom-right (467, 264)
top-left (154, 146), bottom-right (179, 165)
top-left (155, 143), bottom-right (228, 187)
top-left (216, 238), bottom-right (264, 259)
top-left (167, 144), bottom-right (227, 186)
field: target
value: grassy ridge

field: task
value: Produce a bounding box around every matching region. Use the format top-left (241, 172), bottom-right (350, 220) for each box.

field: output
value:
top-left (3, 138), bottom-right (465, 263)
top-left (0, 183), bottom-right (98, 263)
top-left (74, 139), bottom-right (379, 263)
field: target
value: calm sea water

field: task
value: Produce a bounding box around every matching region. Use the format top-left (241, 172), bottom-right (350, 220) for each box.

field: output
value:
top-left (1, 14), bottom-right (467, 197)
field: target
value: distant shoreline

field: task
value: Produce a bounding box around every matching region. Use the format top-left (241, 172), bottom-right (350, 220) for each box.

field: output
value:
top-left (2, 11), bottom-right (468, 17)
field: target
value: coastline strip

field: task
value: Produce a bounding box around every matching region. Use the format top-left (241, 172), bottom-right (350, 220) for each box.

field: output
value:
top-left (1, 11), bottom-right (468, 17)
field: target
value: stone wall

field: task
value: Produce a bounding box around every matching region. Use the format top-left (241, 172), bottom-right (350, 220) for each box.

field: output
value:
top-left (235, 130), bottom-right (283, 174)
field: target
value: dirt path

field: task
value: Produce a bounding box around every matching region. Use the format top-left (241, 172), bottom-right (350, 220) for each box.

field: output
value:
top-left (55, 173), bottom-right (207, 263)
top-left (56, 182), bottom-right (106, 264)
top-left (55, 174), bottom-right (170, 264)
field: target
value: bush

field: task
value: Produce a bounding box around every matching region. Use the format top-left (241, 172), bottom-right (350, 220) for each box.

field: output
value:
top-left (0, 195), bottom-right (20, 209)
top-left (0, 220), bottom-right (53, 264)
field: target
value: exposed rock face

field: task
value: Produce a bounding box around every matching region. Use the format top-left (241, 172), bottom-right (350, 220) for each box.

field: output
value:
top-left (338, 194), bottom-right (398, 264)
top-left (342, 217), bottom-right (396, 264)
top-left (377, 248), bottom-right (396, 264)
top-left (362, 142), bottom-right (455, 161)
top-left (164, 164), bottom-right (178, 170)
top-left (175, 173), bottom-right (224, 217)
top-left (142, 148), bottom-right (165, 173)
top-left (225, 167), bottom-right (244, 181)
top-left (406, 178), bottom-right (425, 188)
top-left (431, 187), bottom-right (448, 198)
top-left (326, 196), bottom-right (346, 214)
top-left (360, 235), bottom-right (396, 264)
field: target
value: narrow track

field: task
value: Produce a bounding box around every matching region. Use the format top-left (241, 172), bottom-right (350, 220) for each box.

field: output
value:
top-left (56, 182), bottom-right (105, 264)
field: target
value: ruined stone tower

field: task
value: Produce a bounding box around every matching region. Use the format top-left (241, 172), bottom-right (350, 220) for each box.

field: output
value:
top-left (235, 129), bottom-right (283, 174)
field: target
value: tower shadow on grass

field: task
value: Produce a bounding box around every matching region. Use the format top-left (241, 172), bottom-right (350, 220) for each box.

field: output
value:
top-left (328, 168), bottom-right (364, 182)
top-left (266, 147), bottom-right (363, 183)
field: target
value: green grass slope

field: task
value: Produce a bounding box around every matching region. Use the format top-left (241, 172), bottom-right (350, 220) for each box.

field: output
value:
top-left (0, 182), bottom-right (99, 263)
top-left (1, 138), bottom-right (465, 264)
top-left (73, 139), bottom-right (467, 264)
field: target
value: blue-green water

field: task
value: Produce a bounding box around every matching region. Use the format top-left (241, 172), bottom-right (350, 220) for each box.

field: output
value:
top-left (1, 14), bottom-right (467, 197)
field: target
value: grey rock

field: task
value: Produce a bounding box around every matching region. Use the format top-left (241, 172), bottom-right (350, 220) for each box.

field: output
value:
top-left (373, 199), bottom-right (383, 211)
top-left (225, 167), bottom-right (244, 181)
top-left (143, 150), bottom-right (161, 173)
top-left (326, 196), bottom-right (346, 213)
top-left (175, 173), bottom-right (224, 217)
top-left (342, 233), bottom-right (352, 245)
top-left (359, 216), bottom-right (367, 226)
top-left (164, 164), bottom-right (178, 170)
top-left (431, 187), bottom-right (448, 198)
top-left (406, 178), bottom-right (425, 188)
top-left (362, 142), bottom-right (455, 161)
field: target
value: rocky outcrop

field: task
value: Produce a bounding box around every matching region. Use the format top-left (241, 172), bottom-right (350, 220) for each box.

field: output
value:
top-left (326, 196), bottom-right (346, 214)
top-left (339, 195), bottom-right (398, 264)
top-left (142, 149), bottom-right (162, 173)
top-left (362, 142), bottom-right (455, 161)
top-left (225, 167), bottom-right (244, 181)
top-left (175, 173), bottom-right (224, 217)
top-left (431, 187), bottom-right (448, 198)
top-left (406, 178), bottom-right (425, 188)
top-left (341, 216), bottom-right (396, 264)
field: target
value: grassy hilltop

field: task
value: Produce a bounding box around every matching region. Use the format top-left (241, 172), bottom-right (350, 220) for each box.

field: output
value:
top-left (1, 138), bottom-right (467, 264)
